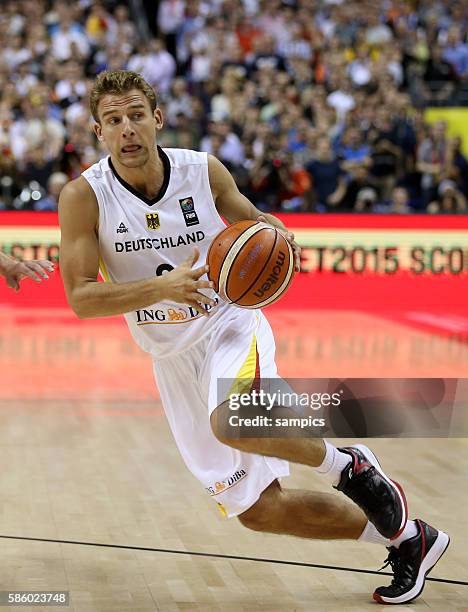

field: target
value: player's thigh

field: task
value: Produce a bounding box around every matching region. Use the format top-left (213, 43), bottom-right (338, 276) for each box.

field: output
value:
top-left (205, 311), bottom-right (279, 416)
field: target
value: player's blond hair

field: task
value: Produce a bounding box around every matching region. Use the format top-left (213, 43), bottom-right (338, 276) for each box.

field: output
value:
top-left (90, 70), bottom-right (158, 122)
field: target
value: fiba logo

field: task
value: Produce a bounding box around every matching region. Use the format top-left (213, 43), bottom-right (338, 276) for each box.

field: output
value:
top-left (179, 196), bottom-right (200, 227)
top-left (180, 198), bottom-right (194, 212)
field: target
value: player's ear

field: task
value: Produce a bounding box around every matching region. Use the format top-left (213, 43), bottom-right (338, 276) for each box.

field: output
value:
top-left (93, 122), bottom-right (104, 142)
top-left (154, 107), bottom-right (164, 131)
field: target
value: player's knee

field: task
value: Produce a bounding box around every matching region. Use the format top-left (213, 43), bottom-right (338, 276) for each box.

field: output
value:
top-left (210, 402), bottom-right (237, 447)
top-left (237, 480), bottom-right (282, 532)
top-left (238, 506), bottom-right (270, 532)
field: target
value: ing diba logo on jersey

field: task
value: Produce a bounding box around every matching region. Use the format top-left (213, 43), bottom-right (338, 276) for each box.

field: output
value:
top-left (205, 469), bottom-right (247, 496)
top-left (146, 213), bottom-right (160, 230)
top-left (135, 297), bottom-right (219, 325)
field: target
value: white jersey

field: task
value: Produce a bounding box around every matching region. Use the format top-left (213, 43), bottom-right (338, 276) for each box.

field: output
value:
top-left (82, 147), bottom-right (256, 357)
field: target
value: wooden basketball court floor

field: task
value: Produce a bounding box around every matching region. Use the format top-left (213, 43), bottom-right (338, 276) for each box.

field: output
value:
top-left (0, 307), bottom-right (467, 611)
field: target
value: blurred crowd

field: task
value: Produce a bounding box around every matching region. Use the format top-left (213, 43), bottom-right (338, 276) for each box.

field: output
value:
top-left (1, 0), bottom-right (467, 213)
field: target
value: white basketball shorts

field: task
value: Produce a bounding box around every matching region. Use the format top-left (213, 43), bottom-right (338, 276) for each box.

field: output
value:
top-left (152, 309), bottom-right (290, 518)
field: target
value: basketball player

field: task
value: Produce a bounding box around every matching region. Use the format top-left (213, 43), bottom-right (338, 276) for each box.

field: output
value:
top-left (0, 251), bottom-right (54, 290)
top-left (58, 71), bottom-right (449, 605)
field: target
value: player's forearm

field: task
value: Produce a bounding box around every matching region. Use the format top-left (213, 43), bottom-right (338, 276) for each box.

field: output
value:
top-left (68, 276), bottom-right (166, 319)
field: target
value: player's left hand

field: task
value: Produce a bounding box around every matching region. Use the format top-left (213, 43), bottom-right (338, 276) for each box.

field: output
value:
top-left (257, 215), bottom-right (301, 272)
top-left (3, 259), bottom-right (55, 291)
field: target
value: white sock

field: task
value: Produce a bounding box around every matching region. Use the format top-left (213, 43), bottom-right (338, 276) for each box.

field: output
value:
top-left (314, 441), bottom-right (352, 486)
top-left (359, 519), bottom-right (419, 548)
top-left (359, 520), bottom-right (391, 546)
top-left (391, 519), bottom-right (419, 548)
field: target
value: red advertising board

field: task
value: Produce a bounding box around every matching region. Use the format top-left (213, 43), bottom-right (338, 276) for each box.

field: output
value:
top-left (1, 212), bottom-right (467, 336)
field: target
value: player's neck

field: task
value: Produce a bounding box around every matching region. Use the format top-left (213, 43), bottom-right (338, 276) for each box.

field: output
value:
top-left (111, 147), bottom-right (165, 200)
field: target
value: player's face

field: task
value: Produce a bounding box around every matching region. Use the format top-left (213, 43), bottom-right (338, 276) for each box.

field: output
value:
top-left (94, 89), bottom-right (163, 168)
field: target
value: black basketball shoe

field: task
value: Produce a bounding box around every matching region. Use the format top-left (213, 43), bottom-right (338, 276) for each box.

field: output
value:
top-left (373, 519), bottom-right (450, 604)
top-left (335, 444), bottom-right (408, 539)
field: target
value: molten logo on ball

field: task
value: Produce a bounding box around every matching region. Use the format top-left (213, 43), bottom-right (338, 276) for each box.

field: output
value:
top-left (206, 220), bottom-right (295, 308)
top-left (253, 250), bottom-right (286, 298)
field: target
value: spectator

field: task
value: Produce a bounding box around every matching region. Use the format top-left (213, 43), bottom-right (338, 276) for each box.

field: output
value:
top-left (387, 186), bottom-right (412, 214)
top-left (210, 75), bottom-right (242, 121)
top-left (365, 11), bottom-right (393, 46)
top-left (326, 77), bottom-right (356, 121)
top-left (54, 60), bottom-right (87, 108)
top-left (220, 43), bottom-right (250, 79)
top-left (165, 78), bottom-right (193, 125)
top-left (85, 2), bottom-right (116, 45)
top-left (447, 136), bottom-right (468, 196)
top-left (22, 144), bottom-right (54, 190)
top-left (417, 120), bottom-right (449, 205)
top-left (427, 180), bottom-right (467, 213)
top-left (24, 99), bottom-right (66, 159)
top-left (347, 48), bottom-right (373, 88)
top-left (354, 186), bottom-right (378, 212)
top-left (306, 137), bottom-right (345, 210)
top-left (156, 0), bottom-right (185, 59)
top-left (161, 112), bottom-right (200, 150)
top-left (368, 109), bottom-right (401, 199)
top-left (2, 34), bottom-right (32, 71)
top-left (249, 35), bottom-right (287, 74)
top-left (50, 12), bottom-right (90, 62)
top-left (111, 4), bottom-right (137, 48)
top-left (249, 146), bottom-right (294, 211)
top-left (235, 16), bottom-right (262, 58)
top-left (421, 45), bottom-right (458, 105)
top-left (13, 61), bottom-right (38, 97)
top-left (442, 26), bottom-right (468, 78)
top-left (0, 154), bottom-right (21, 211)
top-left (338, 127), bottom-right (372, 172)
top-left (190, 43), bottom-right (213, 86)
top-left (34, 171), bottom-right (68, 211)
top-left (279, 152), bottom-right (312, 211)
top-left (201, 120), bottom-right (245, 166)
top-left (25, 23), bottom-right (49, 62)
top-left (328, 166), bottom-right (378, 211)
top-left (127, 39), bottom-right (176, 96)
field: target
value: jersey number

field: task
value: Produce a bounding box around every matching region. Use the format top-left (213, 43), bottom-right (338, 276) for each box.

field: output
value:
top-left (155, 263), bottom-right (174, 276)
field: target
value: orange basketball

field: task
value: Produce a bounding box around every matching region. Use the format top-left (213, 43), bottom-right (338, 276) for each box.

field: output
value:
top-left (206, 220), bottom-right (295, 308)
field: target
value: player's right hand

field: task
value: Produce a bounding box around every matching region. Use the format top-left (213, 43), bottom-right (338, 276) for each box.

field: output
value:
top-left (160, 248), bottom-right (215, 316)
